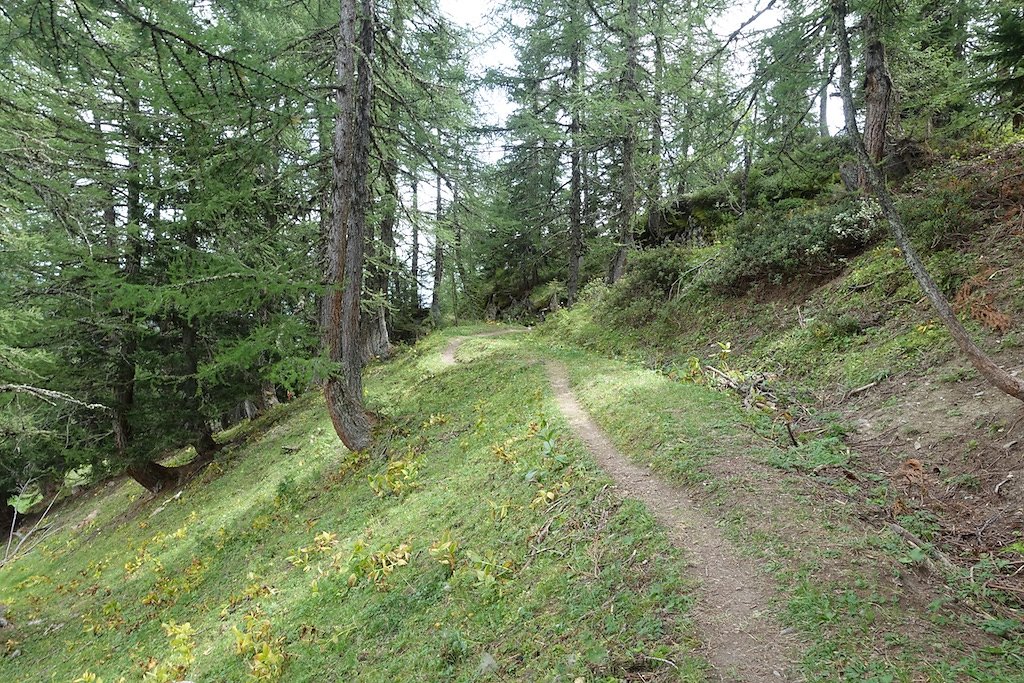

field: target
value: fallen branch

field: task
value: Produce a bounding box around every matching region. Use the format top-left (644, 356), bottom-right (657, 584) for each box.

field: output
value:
top-left (994, 473), bottom-right (1014, 496)
top-left (848, 381), bottom-right (878, 398)
top-left (1, 485), bottom-right (62, 568)
top-left (888, 522), bottom-right (956, 573)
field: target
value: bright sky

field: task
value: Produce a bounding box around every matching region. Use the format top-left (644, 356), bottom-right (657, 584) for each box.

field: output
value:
top-left (436, 1), bottom-right (517, 130)
top-left (436, 0), bottom-right (841, 139)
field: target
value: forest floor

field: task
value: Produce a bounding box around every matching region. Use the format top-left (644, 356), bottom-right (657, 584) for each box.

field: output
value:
top-left (1, 325), bottom-right (1022, 681)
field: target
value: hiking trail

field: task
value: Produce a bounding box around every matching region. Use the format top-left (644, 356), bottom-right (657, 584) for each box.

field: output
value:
top-left (443, 331), bottom-right (802, 682)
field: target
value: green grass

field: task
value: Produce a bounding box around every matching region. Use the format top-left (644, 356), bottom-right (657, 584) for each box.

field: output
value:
top-left (4, 326), bottom-right (1021, 682)
top-left (0, 325), bottom-right (704, 682)
top-left (476, 333), bottom-right (1024, 682)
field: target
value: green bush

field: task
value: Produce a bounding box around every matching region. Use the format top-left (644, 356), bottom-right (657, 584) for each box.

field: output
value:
top-left (601, 246), bottom-right (695, 325)
top-left (713, 197), bottom-right (884, 290)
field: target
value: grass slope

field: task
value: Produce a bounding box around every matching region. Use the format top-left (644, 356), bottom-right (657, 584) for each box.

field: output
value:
top-left (458, 333), bottom-right (1024, 681)
top-left (0, 326), bottom-right (702, 682)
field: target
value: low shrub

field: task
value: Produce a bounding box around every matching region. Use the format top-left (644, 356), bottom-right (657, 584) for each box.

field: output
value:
top-left (713, 197), bottom-right (884, 291)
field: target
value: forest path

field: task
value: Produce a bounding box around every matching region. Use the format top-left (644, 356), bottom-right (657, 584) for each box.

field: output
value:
top-left (443, 332), bottom-right (802, 682)
top-left (439, 327), bottom-right (529, 366)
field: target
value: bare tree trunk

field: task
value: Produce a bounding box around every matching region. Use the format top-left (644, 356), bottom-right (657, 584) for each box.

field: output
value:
top-left (106, 99), bottom-right (150, 489)
top-left (608, 0), bottom-right (639, 284)
top-left (740, 99), bottom-right (757, 214)
top-left (819, 25), bottom-right (832, 138)
top-left (361, 13), bottom-right (400, 364)
top-left (860, 11), bottom-right (891, 189)
top-left (323, 0), bottom-right (377, 451)
top-left (410, 175), bottom-right (420, 310)
top-left (430, 169), bottom-right (444, 325)
top-left (127, 460), bottom-right (180, 494)
top-left (127, 456), bottom-right (213, 494)
top-left (646, 2), bottom-right (666, 239)
top-left (567, 0), bottom-right (585, 306)
top-left (180, 320), bottom-right (218, 458)
top-left (361, 208), bottom-right (391, 362)
top-left (452, 185), bottom-right (466, 323)
top-left (831, 0), bottom-right (1024, 402)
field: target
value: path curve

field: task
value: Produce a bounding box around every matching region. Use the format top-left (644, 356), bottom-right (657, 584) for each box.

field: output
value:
top-left (441, 333), bottom-right (801, 681)
top-left (440, 328), bottom-right (528, 367)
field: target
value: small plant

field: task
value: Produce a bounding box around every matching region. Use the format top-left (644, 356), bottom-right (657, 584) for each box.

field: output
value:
top-left (72, 673), bottom-right (125, 683)
top-left (685, 356), bottom-right (704, 383)
top-left (530, 481), bottom-right (570, 510)
top-left (287, 531), bottom-right (339, 570)
top-left (421, 413), bottom-right (450, 428)
top-left (465, 550), bottom-right (514, 593)
top-left (142, 621), bottom-right (196, 682)
top-left (273, 475), bottom-right (301, 509)
top-left (82, 600), bottom-right (125, 635)
top-left (368, 453), bottom-right (421, 498)
top-left (534, 420), bottom-right (571, 469)
top-left (123, 546), bottom-right (152, 576)
top-left (487, 498), bottom-right (511, 521)
top-left (429, 531), bottom-right (460, 573)
top-left (233, 609), bottom-right (287, 682)
top-left (345, 539), bottom-right (412, 590)
top-left (491, 440), bottom-right (517, 464)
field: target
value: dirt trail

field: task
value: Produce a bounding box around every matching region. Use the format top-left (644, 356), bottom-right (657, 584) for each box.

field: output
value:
top-left (546, 362), bottom-right (800, 681)
top-left (442, 333), bottom-right (802, 682)
top-left (440, 328), bottom-right (528, 366)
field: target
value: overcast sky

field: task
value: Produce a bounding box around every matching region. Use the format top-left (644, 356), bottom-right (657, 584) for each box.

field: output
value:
top-left (434, 0), bottom-right (840, 136)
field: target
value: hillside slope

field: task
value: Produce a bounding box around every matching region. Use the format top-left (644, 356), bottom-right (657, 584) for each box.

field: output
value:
top-left (2, 325), bottom-right (1022, 681)
top-left (0, 328), bottom-right (702, 682)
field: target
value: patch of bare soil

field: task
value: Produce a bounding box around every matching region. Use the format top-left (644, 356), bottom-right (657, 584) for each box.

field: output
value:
top-left (843, 359), bottom-right (1024, 603)
top-left (546, 361), bottom-right (801, 683)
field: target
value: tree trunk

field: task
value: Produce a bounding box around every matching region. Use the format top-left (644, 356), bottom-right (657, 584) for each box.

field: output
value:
top-left (646, 2), bottom-right (665, 239)
top-left (126, 460), bottom-right (180, 493)
top-left (608, 0), bottom-right (639, 285)
top-left (430, 170), bottom-right (444, 325)
top-left (410, 175), bottom-right (420, 310)
top-left (452, 186), bottom-right (466, 324)
top-left (860, 11), bottom-right (891, 189)
top-left (819, 25), bottom-right (832, 138)
top-left (567, 0), bottom-right (584, 306)
top-left (107, 99), bottom-right (142, 469)
top-left (323, 0), bottom-right (377, 451)
top-left (831, 0), bottom-right (1024, 402)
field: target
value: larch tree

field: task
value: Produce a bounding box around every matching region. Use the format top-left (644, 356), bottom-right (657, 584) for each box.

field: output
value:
top-left (322, 0), bottom-right (378, 451)
top-left (831, 0), bottom-right (1024, 402)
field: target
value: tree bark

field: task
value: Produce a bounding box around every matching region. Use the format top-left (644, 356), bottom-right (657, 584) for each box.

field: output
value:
top-left (452, 185), bottom-right (466, 323)
top-left (831, 0), bottom-right (1024, 402)
top-left (860, 11), bottom-right (891, 189)
top-left (410, 174), bottom-right (420, 310)
top-left (323, 0), bottom-right (377, 451)
top-left (819, 24), bottom-right (832, 138)
top-left (567, 0), bottom-right (584, 306)
top-left (608, 0), bottom-right (639, 284)
top-left (430, 169), bottom-right (444, 325)
top-left (106, 98), bottom-right (142, 471)
top-left (646, 1), bottom-right (665, 239)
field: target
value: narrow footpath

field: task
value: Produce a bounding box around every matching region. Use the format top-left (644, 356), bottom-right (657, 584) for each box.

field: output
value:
top-left (443, 331), bottom-right (802, 682)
